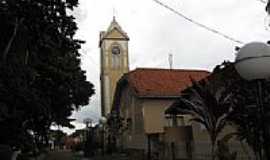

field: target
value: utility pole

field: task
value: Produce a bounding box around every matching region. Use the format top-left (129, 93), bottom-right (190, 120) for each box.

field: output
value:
top-left (169, 53), bottom-right (173, 69)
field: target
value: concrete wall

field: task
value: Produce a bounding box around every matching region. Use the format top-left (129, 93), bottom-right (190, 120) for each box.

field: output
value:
top-left (163, 126), bottom-right (194, 160)
top-left (164, 126), bottom-right (193, 143)
top-left (192, 122), bottom-right (253, 160)
top-left (142, 99), bottom-right (174, 134)
top-left (119, 87), bottom-right (147, 150)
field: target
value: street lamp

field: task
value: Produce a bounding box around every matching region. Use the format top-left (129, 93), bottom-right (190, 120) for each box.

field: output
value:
top-left (99, 117), bottom-right (107, 124)
top-left (83, 118), bottom-right (93, 157)
top-left (83, 118), bottom-right (93, 128)
top-left (235, 42), bottom-right (270, 80)
top-left (235, 42), bottom-right (270, 159)
top-left (99, 117), bottom-right (107, 156)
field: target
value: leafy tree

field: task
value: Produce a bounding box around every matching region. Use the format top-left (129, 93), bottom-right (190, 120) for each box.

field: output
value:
top-left (211, 63), bottom-right (270, 160)
top-left (177, 79), bottom-right (233, 160)
top-left (106, 111), bottom-right (128, 153)
top-left (49, 129), bottom-right (67, 149)
top-left (228, 79), bottom-right (270, 160)
top-left (0, 0), bottom-right (94, 152)
top-left (266, 0), bottom-right (270, 15)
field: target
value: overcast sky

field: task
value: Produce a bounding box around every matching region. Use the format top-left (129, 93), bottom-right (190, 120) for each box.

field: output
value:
top-left (62, 0), bottom-right (270, 134)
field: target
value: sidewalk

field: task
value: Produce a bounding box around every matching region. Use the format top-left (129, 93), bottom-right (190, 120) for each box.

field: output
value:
top-left (43, 150), bottom-right (129, 160)
top-left (44, 150), bottom-right (75, 160)
top-left (87, 153), bottom-right (129, 160)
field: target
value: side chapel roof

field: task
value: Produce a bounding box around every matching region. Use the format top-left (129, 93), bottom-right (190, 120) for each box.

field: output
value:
top-left (114, 68), bottom-right (210, 101)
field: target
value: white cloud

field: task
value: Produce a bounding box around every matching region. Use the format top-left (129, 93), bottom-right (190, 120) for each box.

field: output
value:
top-left (62, 121), bottom-right (86, 135)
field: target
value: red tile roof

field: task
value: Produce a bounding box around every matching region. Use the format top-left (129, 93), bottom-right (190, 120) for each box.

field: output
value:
top-left (124, 68), bottom-right (210, 97)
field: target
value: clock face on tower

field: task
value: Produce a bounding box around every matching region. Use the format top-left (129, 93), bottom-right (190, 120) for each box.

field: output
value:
top-left (112, 46), bottom-right (120, 55)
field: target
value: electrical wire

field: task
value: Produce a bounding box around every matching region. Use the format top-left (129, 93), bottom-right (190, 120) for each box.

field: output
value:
top-left (152, 0), bottom-right (244, 44)
top-left (256, 0), bottom-right (267, 4)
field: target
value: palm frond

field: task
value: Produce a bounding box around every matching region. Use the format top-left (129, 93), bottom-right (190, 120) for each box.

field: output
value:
top-left (174, 78), bottom-right (232, 148)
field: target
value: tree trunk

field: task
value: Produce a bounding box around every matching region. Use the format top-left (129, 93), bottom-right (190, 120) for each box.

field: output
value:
top-left (33, 132), bottom-right (39, 160)
top-left (256, 80), bottom-right (267, 160)
top-left (2, 18), bottom-right (22, 62)
top-left (171, 142), bottom-right (175, 160)
top-left (211, 140), bottom-right (216, 160)
top-left (240, 141), bottom-right (252, 160)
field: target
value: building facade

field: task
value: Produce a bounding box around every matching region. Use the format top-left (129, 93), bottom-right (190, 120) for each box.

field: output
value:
top-left (99, 17), bottom-right (130, 116)
top-left (111, 68), bottom-right (209, 159)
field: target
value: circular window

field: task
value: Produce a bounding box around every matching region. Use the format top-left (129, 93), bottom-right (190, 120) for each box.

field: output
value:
top-left (112, 46), bottom-right (121, 55)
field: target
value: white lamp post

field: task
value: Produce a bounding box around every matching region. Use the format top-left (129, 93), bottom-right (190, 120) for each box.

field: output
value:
top-left (235, 42), bottom-right (270, 159)
top-left (99, 117), bottom-right (107, 156)
top-left (83, 118), bottom-right (93, 128)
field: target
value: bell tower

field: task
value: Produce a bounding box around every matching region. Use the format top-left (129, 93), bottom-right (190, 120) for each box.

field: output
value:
top-left (99, 17), bottom-right (129, 116)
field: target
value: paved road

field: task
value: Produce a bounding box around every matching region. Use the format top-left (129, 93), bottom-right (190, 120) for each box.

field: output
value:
top-left (44, 150), bottom-right (78, 160)
top-left (89, 154), bottom-right (129, 160)
top-left (43, 150), bottom-right (128, 160)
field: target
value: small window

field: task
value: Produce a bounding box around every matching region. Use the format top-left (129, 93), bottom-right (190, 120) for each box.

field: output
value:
top-left (165, 114), bottom-right (186, 127)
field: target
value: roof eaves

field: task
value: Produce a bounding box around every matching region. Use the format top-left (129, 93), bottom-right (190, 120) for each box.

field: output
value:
top-left (133, 67), bottom-right (211, 73)
top-left (102, 27), bottom-right (129, 40)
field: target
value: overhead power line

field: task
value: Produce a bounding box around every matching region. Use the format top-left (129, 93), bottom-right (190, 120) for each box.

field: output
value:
top-left (152, 0), bottom-right (244, 44)
top-left (257, 0), bottom-right (267, 4)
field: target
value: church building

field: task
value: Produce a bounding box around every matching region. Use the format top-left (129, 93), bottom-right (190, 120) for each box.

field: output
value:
top-left (99, 17), bottom-right (129, 117)
top-left (99, 18), bottom-right (209, 159)
top-left (99, 18), bottom-right (252, 160)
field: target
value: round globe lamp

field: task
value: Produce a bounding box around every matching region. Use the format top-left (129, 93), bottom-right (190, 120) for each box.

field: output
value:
top-left (235, 42), bottom-right (270, 80)
top-left (99, 117), bottom-right (107, 125)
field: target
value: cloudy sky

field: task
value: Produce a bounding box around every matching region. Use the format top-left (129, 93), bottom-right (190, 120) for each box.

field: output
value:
top-left (63, 0), bottom-right (270, 133)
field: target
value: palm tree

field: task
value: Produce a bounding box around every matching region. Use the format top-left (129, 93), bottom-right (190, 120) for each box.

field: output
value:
top-left (227, 80), bottom-right (266, 160)
top-left (177, 79), bottom-right (232, 160)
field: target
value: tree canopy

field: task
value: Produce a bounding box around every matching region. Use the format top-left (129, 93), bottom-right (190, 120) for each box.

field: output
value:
top-left (175, 79), bottom-right (232, 160)
top-left (0, 0), bottom-right (94, 151)
top-left (267, 0), bottom-right (270, 15)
